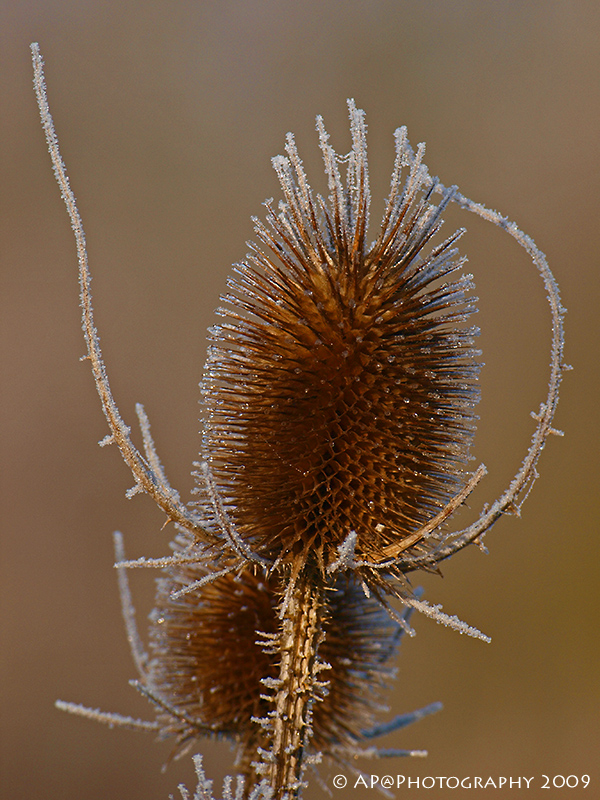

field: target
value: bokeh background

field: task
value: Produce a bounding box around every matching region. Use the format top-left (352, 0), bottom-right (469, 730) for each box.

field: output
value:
top-left (1, 2), bottom-right (598, 799)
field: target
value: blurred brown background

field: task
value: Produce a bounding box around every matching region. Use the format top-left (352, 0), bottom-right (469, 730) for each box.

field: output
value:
top-left (1, 2), bottom-right (598, 798)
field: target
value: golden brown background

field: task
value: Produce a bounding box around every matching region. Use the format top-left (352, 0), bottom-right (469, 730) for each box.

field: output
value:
top-left (1, 2), bottom-right (598, 798)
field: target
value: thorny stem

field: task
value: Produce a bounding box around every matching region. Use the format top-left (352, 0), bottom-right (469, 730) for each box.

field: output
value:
top-left (258, 573), bottom-right (325, 800)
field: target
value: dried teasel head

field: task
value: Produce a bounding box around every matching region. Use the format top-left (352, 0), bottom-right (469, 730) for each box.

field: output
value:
top-left (196, 101), bottom-right (480, 600)
top-left (34, 33), bottom-right (564, 607)
top-left (145, 545), bottom-right (279, 758)
top-left (136, 531), bottom-right (438, 777)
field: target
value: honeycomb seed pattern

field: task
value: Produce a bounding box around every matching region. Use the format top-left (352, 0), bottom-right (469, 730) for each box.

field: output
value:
top-left (200, 107), bottom-right (480, 573)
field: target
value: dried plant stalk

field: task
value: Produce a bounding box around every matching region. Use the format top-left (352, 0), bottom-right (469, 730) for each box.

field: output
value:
top-left (32, 41), bottom-right (565, 800)
top-left (258, 572), bottom-right (324, 796)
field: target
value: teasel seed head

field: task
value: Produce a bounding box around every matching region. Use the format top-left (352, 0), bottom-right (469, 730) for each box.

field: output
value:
top-left (199, 101), bottom-right (480, 583)
top-left (144, 532), bottom-right (423, 770)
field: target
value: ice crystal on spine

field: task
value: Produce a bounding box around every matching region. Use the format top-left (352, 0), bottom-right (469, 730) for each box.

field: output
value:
top-left (200, 101), bottom-right (480, 584)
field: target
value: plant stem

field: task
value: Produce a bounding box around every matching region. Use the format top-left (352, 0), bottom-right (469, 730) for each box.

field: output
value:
top-left (264, 570), bottom-right (324, 800)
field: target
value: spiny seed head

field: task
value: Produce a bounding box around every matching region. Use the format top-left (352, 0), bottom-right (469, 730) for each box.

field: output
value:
top-left (198, 101), bottom-right (480, 576)
top-left (145, 534), bottom-right (406, 762)
top-left (147, 552), bottom-right (278, 755)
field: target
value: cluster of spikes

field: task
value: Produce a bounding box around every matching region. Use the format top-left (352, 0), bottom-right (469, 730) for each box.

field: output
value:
top-left (32, 43), bottom-right (566, 800)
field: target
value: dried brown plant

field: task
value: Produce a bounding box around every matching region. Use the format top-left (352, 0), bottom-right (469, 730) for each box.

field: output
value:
top-left (31, 41), bottom-right (566, 800)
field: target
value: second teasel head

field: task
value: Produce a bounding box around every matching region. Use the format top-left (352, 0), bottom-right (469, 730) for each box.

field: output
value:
top-left (198, 101), bottom-right (480, 581)
top-left (144, 533), bottom-right (426, 770)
